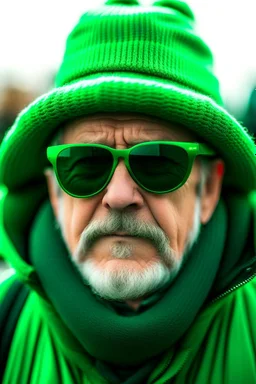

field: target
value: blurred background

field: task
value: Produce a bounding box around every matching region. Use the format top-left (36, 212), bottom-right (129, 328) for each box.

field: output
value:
top-left (0, 0), bottom-right (256, 272)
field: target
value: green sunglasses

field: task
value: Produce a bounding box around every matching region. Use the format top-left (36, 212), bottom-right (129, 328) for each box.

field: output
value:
top-left (47, 141), bottom-right (215, 198)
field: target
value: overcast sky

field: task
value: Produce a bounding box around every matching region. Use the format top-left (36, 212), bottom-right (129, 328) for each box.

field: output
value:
top-left (0, 0), bottom-right (255, 116)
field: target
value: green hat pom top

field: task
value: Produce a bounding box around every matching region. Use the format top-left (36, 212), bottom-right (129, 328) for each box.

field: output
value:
top-left (153, 0), bottom-right (194, 20)
top-left (105, 0), bottom-right (139, 5)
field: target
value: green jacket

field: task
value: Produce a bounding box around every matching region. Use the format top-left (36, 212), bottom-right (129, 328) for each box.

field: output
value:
top-left (1, 273), bottom-right (256, 383)
top-left (1, 188), bottom-right (256, 383)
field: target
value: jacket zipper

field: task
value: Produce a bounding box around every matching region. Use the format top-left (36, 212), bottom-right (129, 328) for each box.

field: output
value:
top-left (211, 272), bottom-right (256, 304)
top-left (151, 273), bottom-right (256, 383)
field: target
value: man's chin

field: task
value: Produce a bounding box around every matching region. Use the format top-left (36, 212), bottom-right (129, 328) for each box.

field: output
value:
top-left (75, 258), bottom-right (178, 302)
top-left (85, 258), bottom-right (161, 273)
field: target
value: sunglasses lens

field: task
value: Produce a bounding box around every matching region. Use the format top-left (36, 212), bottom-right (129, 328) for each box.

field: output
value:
top-left (129, 144), bottom-right (189, 192)
top-left (56, 146), bottom-right (113, 196)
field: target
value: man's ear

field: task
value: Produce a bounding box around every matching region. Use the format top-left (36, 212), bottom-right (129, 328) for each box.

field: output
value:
top-left (44, 169), bottom-right (60, 219)
top-left (200, 159), bottom-right (225, 224)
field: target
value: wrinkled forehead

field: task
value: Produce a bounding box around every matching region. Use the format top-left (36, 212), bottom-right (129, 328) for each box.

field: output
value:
top-left (61, 113), bottom-right (199, 144)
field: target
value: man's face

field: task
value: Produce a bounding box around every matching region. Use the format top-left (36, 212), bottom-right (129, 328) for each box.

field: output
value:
top-left (46, 113), bottom-right (223, 306)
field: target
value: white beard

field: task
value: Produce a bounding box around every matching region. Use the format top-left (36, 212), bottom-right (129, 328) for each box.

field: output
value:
top-left (57, 197), bottom-right (202, 301)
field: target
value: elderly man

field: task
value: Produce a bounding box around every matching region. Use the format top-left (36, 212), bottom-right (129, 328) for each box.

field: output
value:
top-left (0, 0), bottom-right (256, 383)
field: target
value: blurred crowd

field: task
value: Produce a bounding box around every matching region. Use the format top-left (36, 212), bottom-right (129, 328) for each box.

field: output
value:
top-left (0, 86), bottom-right (36, 142)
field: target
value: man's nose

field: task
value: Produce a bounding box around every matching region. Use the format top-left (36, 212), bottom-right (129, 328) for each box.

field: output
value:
top-left (102, 161), bottom-right (144, 210)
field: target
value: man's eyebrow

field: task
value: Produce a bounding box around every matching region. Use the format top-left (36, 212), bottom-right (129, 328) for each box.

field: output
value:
top-left (78, 138), bottom-right (165, 145)
top-left (76, 136), bottom-right (180, 146)
top-left (128, 137), bottom-right (177, 145)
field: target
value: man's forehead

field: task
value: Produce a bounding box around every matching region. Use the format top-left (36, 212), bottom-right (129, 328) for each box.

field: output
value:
top-left (62, 112), bottom-right (198, 142)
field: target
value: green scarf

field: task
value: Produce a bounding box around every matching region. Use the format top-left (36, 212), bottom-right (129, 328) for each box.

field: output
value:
top-left (30, 198), bottom-right (227, 367)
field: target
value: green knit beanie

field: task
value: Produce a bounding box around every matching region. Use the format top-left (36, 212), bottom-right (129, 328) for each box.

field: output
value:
top-left (0, 0), bottom-right (256, 198)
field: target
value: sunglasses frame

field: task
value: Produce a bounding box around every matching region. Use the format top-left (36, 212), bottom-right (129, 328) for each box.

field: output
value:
top-left (47, 141), bottom-right (215, 198)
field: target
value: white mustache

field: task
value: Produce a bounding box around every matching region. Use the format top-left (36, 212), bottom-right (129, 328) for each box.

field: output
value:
top-left (76, 210), bottom-right (174, 265)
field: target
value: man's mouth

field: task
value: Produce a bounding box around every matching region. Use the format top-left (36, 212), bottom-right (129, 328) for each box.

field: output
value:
top-left (108, 233), bottom-right (132, 237)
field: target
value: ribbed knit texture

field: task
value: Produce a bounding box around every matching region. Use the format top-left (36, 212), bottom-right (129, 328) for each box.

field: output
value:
top-left (56, 1), bottom-right (220, 104)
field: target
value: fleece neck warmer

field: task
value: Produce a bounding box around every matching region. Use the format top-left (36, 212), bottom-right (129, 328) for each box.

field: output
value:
top-left (30, 197), bottom-right (227, 366)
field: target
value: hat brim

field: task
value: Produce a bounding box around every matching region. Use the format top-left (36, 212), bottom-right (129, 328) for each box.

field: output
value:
top-left (1, 72), bottom-right (255, 194)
